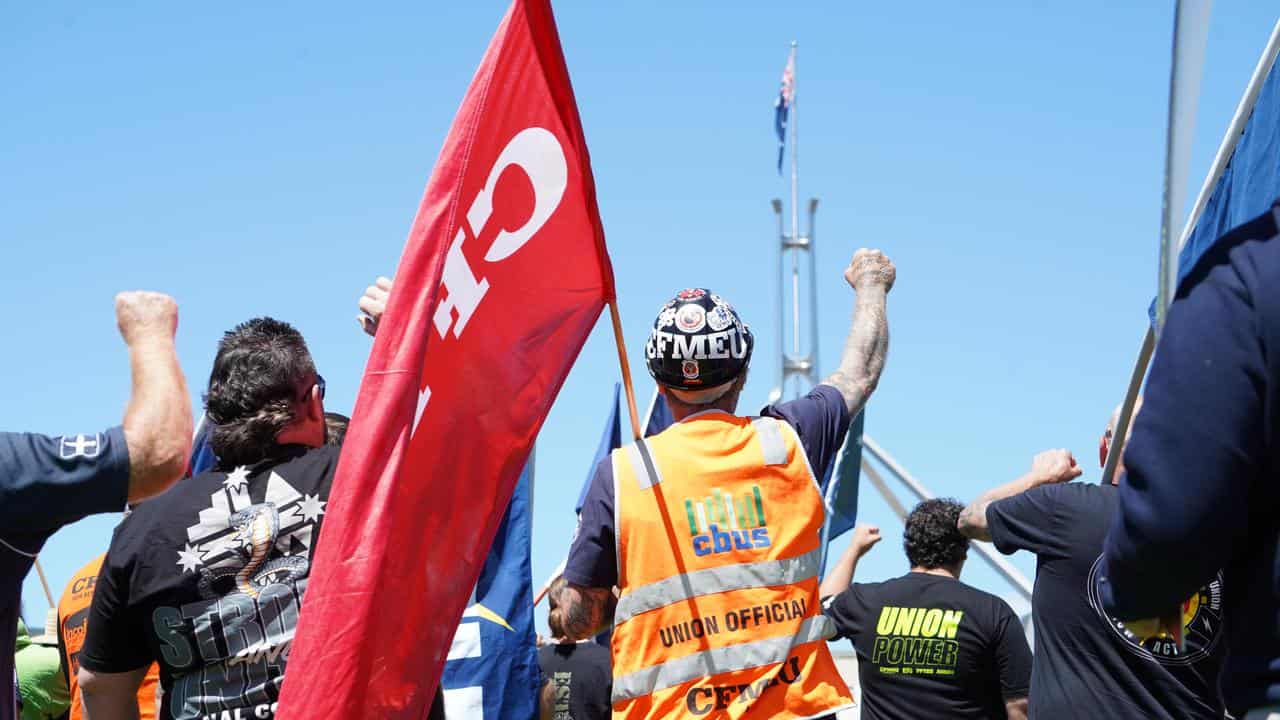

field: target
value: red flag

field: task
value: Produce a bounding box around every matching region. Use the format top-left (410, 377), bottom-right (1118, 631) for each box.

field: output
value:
top-left (277, 1), bottom-right (613, 716)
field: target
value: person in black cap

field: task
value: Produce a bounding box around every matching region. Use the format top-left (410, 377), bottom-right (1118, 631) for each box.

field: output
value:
top-left (553, 248), bottom-right (895, 719)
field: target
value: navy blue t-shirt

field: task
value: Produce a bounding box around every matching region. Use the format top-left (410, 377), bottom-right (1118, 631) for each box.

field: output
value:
top-left (988, 482), bottom-right (1224, 719)
top-left (564, 384), bottom-right (849, 588)
top-left (0, 428), bottom-right (130, 720)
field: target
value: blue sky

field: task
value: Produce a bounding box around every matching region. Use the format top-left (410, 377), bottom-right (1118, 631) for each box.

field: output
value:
top-left (5, 2), bottom-right (1277, 637)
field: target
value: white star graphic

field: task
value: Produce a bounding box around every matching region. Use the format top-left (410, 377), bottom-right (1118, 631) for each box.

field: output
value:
top-left (176, 543), bottom-right (202, 573)
top-left (299, 493), bottom-right (326, 523)
top-left (223, 466), bottom-right (251, 490)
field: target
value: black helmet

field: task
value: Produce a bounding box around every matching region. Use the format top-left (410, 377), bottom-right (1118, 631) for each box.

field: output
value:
top-left (645, 288), bottom-right (753, 391)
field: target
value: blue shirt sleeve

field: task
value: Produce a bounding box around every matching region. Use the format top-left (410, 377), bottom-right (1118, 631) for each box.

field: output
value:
top-left (760, 384), bottom-right (851, 482)
top-left (563, 457), bottom-right (617, 589)
top-left (1099, 208), bottom-right (1278, 620)
top-left (0, 427), bottom-right (129, 535)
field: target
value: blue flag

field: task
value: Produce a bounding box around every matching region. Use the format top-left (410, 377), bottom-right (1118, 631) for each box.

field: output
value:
top-left (441, 462), bottom-right (540, 720)
top-left (577, 384), bottom-right (621, 514)
top-left (823, 410), bottom-right (865, 541)
top-left (187, 414), bottom-right (217, 477)
top-left (1152, 50), bottom-right (1280, 321)
top-left (644, 389), bottom-right (674, 437)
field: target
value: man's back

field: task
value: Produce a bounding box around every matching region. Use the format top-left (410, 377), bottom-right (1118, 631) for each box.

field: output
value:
top-left (824, 572), bottom-right (1029, 720)
top-left (80, 445), bottom-right (338, 720)
top-left (988, 482), bottom-right (1224, 718)
top-left (538, 641), bottom-right (611, 720)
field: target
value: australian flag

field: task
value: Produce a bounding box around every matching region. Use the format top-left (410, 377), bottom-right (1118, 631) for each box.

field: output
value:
top-left (775, 47), bottom-right (795, 174)
top-left (441, 462), bottom-right (540, 719)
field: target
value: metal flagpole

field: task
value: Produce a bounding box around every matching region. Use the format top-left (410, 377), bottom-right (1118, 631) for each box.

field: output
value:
top-left (1156, 0), bottom-right (1214, 334)
top-left (862, 460), bottom-right (908, 521)
top-left (862, 435), bottom-right (1033, 601)
top-left (1105, 18), bottom-right (1280, 480)
top-left (790, 42), bottom-right (801, 374)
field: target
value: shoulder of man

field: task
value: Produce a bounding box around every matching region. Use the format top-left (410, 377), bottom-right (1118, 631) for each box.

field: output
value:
top-left (994, 480), bottom-right (1088, 516)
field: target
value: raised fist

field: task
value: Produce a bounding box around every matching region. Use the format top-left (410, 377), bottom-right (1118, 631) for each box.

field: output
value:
top-left (357, 276), bottom-right (393, 337)
top-left (844, 248), bottom-right (896, 293)
top-left (115, 291), bottom-right (178, 346)
top-left (852, 524), bottom-right (882, 555)
top-left (1030, 449), bottom-right (1082, 485)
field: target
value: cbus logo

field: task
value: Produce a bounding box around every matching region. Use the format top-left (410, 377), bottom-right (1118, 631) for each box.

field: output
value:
top-left (684, 485), bottom-right (772, 556)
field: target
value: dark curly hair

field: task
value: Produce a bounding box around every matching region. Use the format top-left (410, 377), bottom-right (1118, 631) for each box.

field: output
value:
top-left (903, 498), bottom-right (969, 570)
top-left (204, 317), bottom-right (316, 468)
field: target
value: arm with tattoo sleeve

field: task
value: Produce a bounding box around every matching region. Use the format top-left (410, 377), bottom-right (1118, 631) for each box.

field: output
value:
top-left (821, 249), bottom-right (894, 416)
top-left (551, 582), bottom-right (617, 641)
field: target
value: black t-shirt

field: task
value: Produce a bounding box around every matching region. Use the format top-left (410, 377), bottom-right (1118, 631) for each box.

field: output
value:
top-left (987, 482), bottom-right (1225, 719)
top-left (538, 642), bottom-right (611, 720)
top-left (80, 445), bottom-right (339, 720)
top-left (823, 572), bottom-right (1030, 720)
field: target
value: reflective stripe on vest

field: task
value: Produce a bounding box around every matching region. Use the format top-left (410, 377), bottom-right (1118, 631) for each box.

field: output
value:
top-left (750, 417), bottom-right (788, 466)
top-left (614, 548), bottom-right (822, 624)
top-left (612, 615), bottom-right (837, 703)
top-left (626, 439), bottom-right (665, 489)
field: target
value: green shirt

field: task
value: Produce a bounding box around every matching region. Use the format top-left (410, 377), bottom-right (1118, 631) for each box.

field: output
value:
top-left (13, 620), bottom-right (68, 720)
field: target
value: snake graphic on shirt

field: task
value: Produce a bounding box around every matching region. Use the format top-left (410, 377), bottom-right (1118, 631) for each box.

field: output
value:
top-left (197, 503), bottom-right (309, 600)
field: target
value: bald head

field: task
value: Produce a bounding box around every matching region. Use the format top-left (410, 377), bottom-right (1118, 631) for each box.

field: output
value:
top-left (1100, 396), bottom-right (1144, 483)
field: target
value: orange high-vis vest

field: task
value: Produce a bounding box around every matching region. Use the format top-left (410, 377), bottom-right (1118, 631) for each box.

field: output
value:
top-left (610, 411), bottom-right (855, 719)
top-left (59, 554), bottom-right (161, 720)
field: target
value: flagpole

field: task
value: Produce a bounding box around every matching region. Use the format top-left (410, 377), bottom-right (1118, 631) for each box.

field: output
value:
top-left (609, 299), bottom-right (643, 441)
top-left (789, 41), bottom-right (801, 387)
top-left (1156, 0), bottom-right (1214, 333)
top-left (33, 558), bottom-right (54, 607)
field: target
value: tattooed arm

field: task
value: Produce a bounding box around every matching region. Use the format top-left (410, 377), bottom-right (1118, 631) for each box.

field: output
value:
top-left (821, 248), bottom-right (895, 416)
top-left (550, 582), bottom-right (618, 641)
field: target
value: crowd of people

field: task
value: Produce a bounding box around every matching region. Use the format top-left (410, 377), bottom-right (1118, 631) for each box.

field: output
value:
top-left (3, 200), bottom-right (1280, 720)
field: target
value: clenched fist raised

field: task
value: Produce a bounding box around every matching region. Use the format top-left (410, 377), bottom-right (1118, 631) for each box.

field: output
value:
top-left (844, 248), bottom-right (895, 293)
top-left (1030, 449), bottom-right (1082, 486)
top-left (116, 291), bottom-right (178, 346)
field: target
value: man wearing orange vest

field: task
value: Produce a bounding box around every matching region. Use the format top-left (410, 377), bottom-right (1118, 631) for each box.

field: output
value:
top-left (556, 248), bottom-right (895, 719)
top-left (56, 555), bottom-right (160, 720)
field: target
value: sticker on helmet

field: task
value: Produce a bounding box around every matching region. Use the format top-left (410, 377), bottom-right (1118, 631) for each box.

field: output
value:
top-left (682, 360), bottom-right (700, 380)
top-left (657, 307), bottom-right (677, 329)
top-left (676, 288), bottom-right (706, 301)
top-left (706, 305), bottom-right (733, 332)
top-left (676, 304), bottom-right (707, 333)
